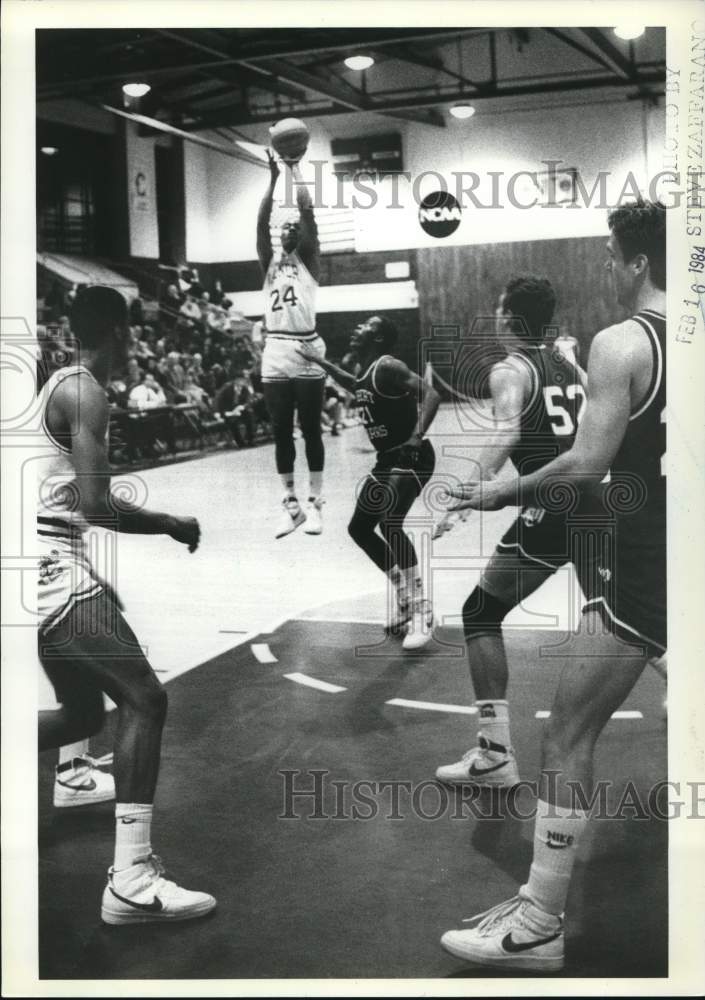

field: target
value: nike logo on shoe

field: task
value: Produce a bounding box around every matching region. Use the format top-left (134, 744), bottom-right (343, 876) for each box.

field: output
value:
top-left (468, 760), bottom-right (508, 777)
top-left (502, 931), bottom-right (562, 953)
top-left (57, 777), bottom-right (97, 791)
top-left (109, 886), bottom-right (164, 913)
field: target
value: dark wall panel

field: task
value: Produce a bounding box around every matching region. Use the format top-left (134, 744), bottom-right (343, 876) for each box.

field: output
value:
top-left (416, 236), bottom-right (623, 360)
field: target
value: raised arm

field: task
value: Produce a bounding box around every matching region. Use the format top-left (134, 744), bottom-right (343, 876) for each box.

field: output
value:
top-left (290, 162), bottom-right (320, 282)
top-left (256, 151), bottom-right (279, 275)
top-left (51, 375), bottom-right (200, 550)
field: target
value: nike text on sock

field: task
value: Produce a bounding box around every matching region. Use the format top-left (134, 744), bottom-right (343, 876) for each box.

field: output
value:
top-left (524, 798), bottom-right (588, 916)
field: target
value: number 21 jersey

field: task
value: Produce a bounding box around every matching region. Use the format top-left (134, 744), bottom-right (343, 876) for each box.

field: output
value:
top-left (263, 250), bottom-right (317, 334)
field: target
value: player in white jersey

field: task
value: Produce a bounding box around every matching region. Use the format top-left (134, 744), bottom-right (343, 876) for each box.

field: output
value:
top-left (37, 286), bottom-right (216, 925)
top-left (258, 150), bottom-right (326, 538)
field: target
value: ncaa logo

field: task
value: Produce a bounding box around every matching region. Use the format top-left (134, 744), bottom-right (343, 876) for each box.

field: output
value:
top-left (418, 191), bottom-right (462, 238)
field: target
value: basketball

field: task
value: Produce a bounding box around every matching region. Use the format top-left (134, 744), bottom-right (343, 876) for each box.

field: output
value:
top-left (269, 118), bottom-right (310, 164)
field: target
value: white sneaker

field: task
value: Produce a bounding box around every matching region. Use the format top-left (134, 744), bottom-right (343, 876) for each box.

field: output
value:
top-left (441, 891), bottom-right (564, 971)
top-left (402, 598), bottom-right (434, 651)
top-left (53, 755), bottom-right (115, 808)
top-left (433, 509), bottom-right (471, 541)
top-left (385, 596), bottom-right (411, 638)
top-left (435, 734), bottom-right (520, 788)
top-left (275, 497), bottom-right (306, 539)
top-left (303, 497), bottom-right (324, 535)
top-left (101, 854), bottom-right (216, 925)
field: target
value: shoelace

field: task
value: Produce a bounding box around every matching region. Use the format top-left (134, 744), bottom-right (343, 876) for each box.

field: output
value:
top-left (86, 752), bottom-right (113, 769)
top-left (462, 895), bottom-right (525, 934)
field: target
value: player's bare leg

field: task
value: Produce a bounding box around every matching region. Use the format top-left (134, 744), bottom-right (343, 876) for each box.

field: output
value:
top-left (437, 560), bottom-right (554, 788)
top-left (441, 611), bottom-right (650, 970)
top-left (39, 592), bottom-right (216, 924)
top-left (263, 381), bottom-right (307, 538)
top-left (295, 378), bottom-right (326, 534)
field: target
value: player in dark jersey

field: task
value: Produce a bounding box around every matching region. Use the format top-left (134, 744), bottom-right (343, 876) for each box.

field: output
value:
top-left (435, 276), bottom-right (587, 789)
top-left (440, 200), bottom-right (666, 971)
top-left (298, 316), bottom-right (440, 649)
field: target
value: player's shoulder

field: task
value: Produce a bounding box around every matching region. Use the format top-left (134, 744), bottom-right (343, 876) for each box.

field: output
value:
top-left (52, 368), bottom-right (107, 418)
top-left (373, 354), bottom-right (408, 391)
top-left (489, 353), bottom-right (533, 389)
top-left (590, 318), bottom-right (653, 364)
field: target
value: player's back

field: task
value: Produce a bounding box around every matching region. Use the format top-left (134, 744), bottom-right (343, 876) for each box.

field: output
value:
top-left (609, 309), bottom-right (666, 512)
top-left (509, 342), bottom-right (586, 475)
top-left (37, 365), bottom-right (98, 537)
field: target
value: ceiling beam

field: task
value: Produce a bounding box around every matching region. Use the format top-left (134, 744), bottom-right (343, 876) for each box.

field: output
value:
top-left (577, 28), bottom-right (635, 80)
top-left (543, 28), bottom-right (616, 74)
top-left (372, 43), bottom-right (478, 89)
top-left (252, 57), bottom-right (370, 111)
top-left (179, 68), bottom-right (665, 130)
top-left (37, 29), bottom-right (481, 97)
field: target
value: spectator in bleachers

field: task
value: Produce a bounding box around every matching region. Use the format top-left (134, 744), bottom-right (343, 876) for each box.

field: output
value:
top-left (128, 371), bottom-right (167, 410)
top-left (165, 351), bottom-right (187, 402)
top-left (211, 280), bottom-right (225, 307)
top-left (124, 357), bottom-right (143, 404)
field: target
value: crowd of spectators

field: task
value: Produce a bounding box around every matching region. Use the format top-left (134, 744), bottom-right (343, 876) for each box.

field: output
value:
top-left (37, 266), bottom-right (363, 466)
top-left (38, 267), bottom-right (272, 463)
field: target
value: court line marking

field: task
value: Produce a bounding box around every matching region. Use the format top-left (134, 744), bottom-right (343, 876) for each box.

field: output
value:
top-left (251, 642), bottom-right (278, 664)
top-left (284, 672), bottom-right (347, 693)
top-left (387, 698), bottom-right (478, 715)
top-left (295, 614), bottom-right (387, 626)
top-left (535, 710), bottom-right (643, 719)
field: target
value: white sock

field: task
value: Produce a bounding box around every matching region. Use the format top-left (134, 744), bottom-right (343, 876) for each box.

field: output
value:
top-left (309, 471), bottom-right (323, 499)
top-left (58, 739), bottom-right (89, 765)
top-left (475, 699), bottom-right (512, 749)
top-left (114, 803), bottom-right (153, 872)
top-left (401, 566), bottom-right (423, 601)
top-left (523, 798), bottom-right (588, 916)
top-left (280, 474), bottom-right (296, 499)
top-left (387, 566), bottom-right (409, 612)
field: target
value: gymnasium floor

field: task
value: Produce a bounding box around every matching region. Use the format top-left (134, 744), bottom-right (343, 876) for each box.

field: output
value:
top-left (38, 405), bottom-right (668, 980)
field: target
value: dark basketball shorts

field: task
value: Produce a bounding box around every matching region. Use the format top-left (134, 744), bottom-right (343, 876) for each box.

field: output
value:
top-left (577, 510), bottom-right (666, 657)
top-left (494, 506), bottom-right (573, 571)
top-left (371, 438), bottom-right (436, 493)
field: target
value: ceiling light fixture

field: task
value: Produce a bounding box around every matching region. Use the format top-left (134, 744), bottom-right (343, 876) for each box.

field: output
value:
top-left (613, 24), bottom-right (645, 40)
top-left (40, 146), bottom-right (59, 156)
top-left (122, 82), bottom-right (151, 98)
top-left (450, 103), bottom-right (476, 120)
top-left (344, 55), bottom-right (374, 71)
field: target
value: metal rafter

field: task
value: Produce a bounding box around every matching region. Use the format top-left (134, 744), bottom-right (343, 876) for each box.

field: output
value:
top-left (577, 28), bottom-right (635, 80)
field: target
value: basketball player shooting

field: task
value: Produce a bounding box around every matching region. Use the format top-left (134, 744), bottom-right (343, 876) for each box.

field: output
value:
top-left (257, 128), bottom-right (326, 539)
top-left (37, 286), bottom-right (216, 925)
top-left (298, 316), bottom-right (441, 650)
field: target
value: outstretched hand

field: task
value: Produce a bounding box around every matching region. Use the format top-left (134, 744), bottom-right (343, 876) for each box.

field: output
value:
top-left (295, 343), bottom-right (321, 365)
top-left (169, 516), bottom-right (201, 553)
top-left (447, 477), bottom-right (506, 512)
